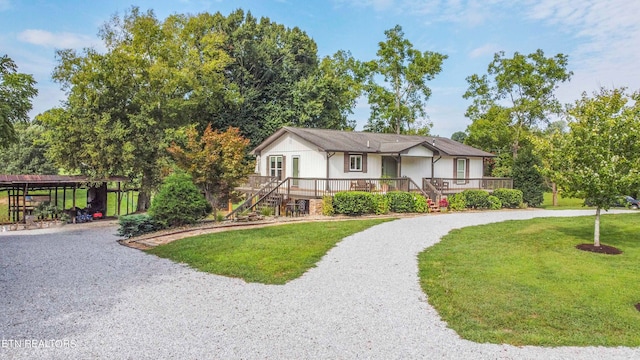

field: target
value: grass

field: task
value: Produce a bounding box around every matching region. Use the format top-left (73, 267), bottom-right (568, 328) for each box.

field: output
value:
top-left (540, 192), bottom-right (592, 210)
top-left (147, 218), bottom-right (394, 284)
top-left (418, 213), bottom-right (640, 347)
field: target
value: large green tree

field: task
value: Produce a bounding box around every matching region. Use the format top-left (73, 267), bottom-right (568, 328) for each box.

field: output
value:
top-left (0, 121), bottom-right (56, 174)
top-left (0, 55), bottom-right (38, 146)
top-left (557, 88), bottom-right (640, 247)
top-left (211, 10), bottom-right (361, 146)
top-left (364, 25), bottom-right (447, 134)
top-left (464, 50), bottom-right (572, 159)
top-left (43, 8), bottom-right (232, 210)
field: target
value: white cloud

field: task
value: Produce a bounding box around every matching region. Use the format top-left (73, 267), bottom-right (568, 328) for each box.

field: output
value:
top-left (525, 0), bottom-right (640, 98)
top-left (468, 43), bottom-right (500, 59)
top-left (17, 29), bottom-right (100, 49)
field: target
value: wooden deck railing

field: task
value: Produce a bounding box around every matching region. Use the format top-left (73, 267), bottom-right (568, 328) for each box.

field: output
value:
top-left (424, 177), bottom-right (512, 193)
top-left (228, 176), bottom-right (429, 218)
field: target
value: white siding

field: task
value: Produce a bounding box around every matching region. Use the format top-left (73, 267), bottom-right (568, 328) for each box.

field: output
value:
top-left (400, 156), bottom-right (431, 183)
top-left (259, 133), bottom-right (326, 178)
top-left (328, 153), bottom-right (382, 178)
top-left (469, 158), bottom-right (484, 178)
top-left (433, 157), bottom-right (454, 178)
top-left (404, 146), bottom-right (433, 157)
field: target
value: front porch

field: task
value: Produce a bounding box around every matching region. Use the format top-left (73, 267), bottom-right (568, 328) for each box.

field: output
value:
top-left (230, 175), bottom-right (513, 219)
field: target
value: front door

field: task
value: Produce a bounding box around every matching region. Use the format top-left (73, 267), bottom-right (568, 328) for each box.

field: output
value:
top-left (292, 156), bottom-right (300, 187)
top-left (381, 156), bottom-right (398, 178)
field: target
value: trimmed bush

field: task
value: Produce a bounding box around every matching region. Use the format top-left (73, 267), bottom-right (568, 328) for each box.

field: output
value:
top-left (414, 195), bottom-right (429, 213)
top-left (333, 191), bottom-right (375, 215)
top-left (117, 214), bottom-right (163, 238)
top-left (448, 193), bottom-right (467, 211)
top-left (149, 172), bottom-right (211, 227)
top-left (386, 191), bottom-right (416, 213)
top-left (488, 195), bottom-right (502, 210)
top-left (372, 194), bottom-right (390, 215)
top-left (492, 188), bottom-right (523, 208)
top-left (462, 189), bottom-right (491, 209)
top-left (322, 196), bottom-right (335, 216)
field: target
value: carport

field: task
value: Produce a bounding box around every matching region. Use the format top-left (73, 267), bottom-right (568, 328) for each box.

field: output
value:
top-left (0, 174), bottom-right (132, 223)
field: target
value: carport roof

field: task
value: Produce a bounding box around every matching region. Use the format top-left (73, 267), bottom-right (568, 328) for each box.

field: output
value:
top-left (0, 174), bottom-right (128, 189)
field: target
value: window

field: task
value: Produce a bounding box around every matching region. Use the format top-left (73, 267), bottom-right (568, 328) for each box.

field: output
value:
top-left (269, 155), bottom-right (283, 178)
top-left (456, 158), bottom-right (467, 185)
top-left (350, 154), bottom-right (363, 171)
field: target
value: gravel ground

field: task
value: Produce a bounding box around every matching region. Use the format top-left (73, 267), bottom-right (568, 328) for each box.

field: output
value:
top-left (1, 209), bottom-right (639, 359)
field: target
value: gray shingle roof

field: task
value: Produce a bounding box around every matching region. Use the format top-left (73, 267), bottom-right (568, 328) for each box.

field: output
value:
top-left (253, 127), bottom-right (495, 157)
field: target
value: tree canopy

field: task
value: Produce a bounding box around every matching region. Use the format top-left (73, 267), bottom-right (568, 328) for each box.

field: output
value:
top-left (0, 54), bottom-right (38, 146)
top-left (463, 50), bottom-right (572, 159)
top-left (364, 25), bottom-right (447, 135)
top-left (557, 88), bottom-right (640, 246)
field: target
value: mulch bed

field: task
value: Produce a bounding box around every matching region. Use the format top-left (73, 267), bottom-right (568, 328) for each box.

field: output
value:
top-left (635, 303), bottom-right (640, 312)
top-left (575, 243), bottom-right (622, 255)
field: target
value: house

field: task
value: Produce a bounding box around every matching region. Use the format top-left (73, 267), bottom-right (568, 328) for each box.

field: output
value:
top-left (233, 127), bottom-right (511, 216)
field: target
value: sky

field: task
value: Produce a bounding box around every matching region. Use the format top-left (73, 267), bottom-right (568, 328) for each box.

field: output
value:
top-left (1, 0), bottom-right (639, 137)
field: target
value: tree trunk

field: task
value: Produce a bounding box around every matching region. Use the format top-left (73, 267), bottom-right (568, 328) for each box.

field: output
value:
top-left (552, 182), bottom-right (558, 207)
top-left (204, 187), bottom-right (216, 220)
top-left (594, 207), bottom-right (601, 247)
top-left (136, 191), bottom-right (150, 212)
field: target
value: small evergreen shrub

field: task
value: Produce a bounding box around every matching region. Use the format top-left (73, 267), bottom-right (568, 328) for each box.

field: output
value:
top-left (492, 188), bottom-right (523, 208)
top-left (414, 195), bottom-right (429, 213)
top-left (260, 207), bottom-right (273, 216)
top-left (462, 189), bottom-right (491, 209)
top-left (149, 172), bottom-right (211, 227)
top-left (448, 193), bottom-right (467, 211)
top-left (513, 148), bottom-right (545, 207)
top-left (322, 196), bottom-right (335, 216)
top-left (488, 195), bottom-right (502, 210)
top-left (333, 191), bottom-right (375, 215)
top-left (372, 194), bottom-right (390, 215)
top-left (386, 191), bottom-right (415, 213)
top-left (117, 214), bottom-right (163, 238)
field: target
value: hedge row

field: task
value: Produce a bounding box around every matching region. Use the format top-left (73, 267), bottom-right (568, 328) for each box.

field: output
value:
top-left (445, 188), bottom-right (523, 211)
top-left (327, 191), bottom-right (429, 216)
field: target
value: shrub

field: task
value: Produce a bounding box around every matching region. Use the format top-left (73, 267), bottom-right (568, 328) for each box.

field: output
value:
top-left (492, 188), bottom-right (523, 208)
top-left (448, 193), bottom-right (467, 211)
top-left (488, 195), bottom-right (502, 210)
top-left (386, 191), bottom-right (416, 213)
top-left (322, 196), bottom-right (335, 216)
top-left (117, 214), bottom-right (163, 238)
top-left (260, 207), bottom-right (273, 216)
top-left (513, 148), bottom-right (545, 207)
top-left (149, 172), bottom-right (211, 227)
top-left (333, 192), bottom-right (375, 215)
top-left (414, 195), bottom-right (429, 213)
top-left (372, 194), bottom-right (390, 215)
top-left (462, 189), bottom-right (491, 209)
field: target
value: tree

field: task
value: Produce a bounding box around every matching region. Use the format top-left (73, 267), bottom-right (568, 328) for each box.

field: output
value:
top-left (512, 147), bottom-right (544, 207)
top-left (0, 121), bottom-right (56, 174)
top-left (450, 131), bottom-right (467, 143)
top-left (0, 55), bottom-right (38, 146)
top-left (364, 25), bottom-right (447, 134)
top-left (168, 125), bottom-right (252, 217)
top-left (531, 120), bottom-right (568, 206)
top-left (464, 50), bottom-right (572, 159)
top-left (557, 88), bottom-right (640, 247)
top-left (43, 8), bottom-right (232, 210)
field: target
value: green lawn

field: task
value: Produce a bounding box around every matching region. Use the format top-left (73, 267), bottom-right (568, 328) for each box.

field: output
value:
top-left (147, 219), bottom-right (394, 284)
top-left (418, 213), bottom-right (640, 346)
top-left (540, 192), bottom-right (591, 210)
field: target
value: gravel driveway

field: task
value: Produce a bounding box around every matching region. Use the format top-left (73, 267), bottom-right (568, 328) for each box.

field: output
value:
top-left (1, 210), bottom-right (639, 359)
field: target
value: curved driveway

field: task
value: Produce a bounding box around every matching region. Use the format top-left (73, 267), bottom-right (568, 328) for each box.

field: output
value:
top-left (1, 210), bottom-right (638, 359)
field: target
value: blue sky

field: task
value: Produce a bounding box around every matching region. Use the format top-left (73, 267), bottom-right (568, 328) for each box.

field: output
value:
top-left (1, 0), bottom-right (638, 137)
